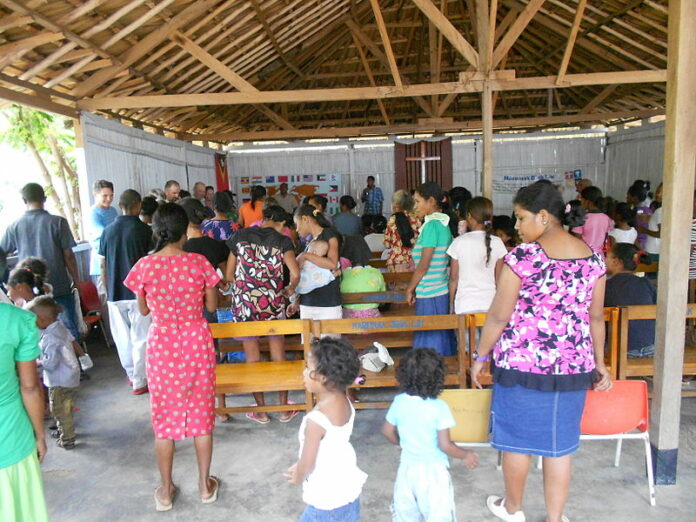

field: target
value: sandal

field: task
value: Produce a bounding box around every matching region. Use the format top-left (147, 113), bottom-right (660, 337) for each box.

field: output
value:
top-left (201, 476), bottom-right (220, 504)
top-left (216, 414), bottom-right (231, 423)
top-left (56, 438), bottom-right (75, 450)
top-left (279, 401), bottom-right (299, 423)
top-left (154, 485), bottom-right (177, 512)
top-left (246, 411), bottom-right (270, 424)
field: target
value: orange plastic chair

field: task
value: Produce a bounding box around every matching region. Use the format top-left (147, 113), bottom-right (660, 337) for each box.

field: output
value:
top-left (78, 281), bottom-right (110, 347)
top-left (580, 380), bottom-right (655, 506)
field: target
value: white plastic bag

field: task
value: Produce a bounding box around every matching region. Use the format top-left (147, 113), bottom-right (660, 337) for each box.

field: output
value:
top-left (79, 353), bottom-right (94, 371)
top-left (360, 342), bottom-right (395, 373)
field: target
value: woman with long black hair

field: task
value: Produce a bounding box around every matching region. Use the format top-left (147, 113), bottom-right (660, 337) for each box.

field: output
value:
top-left (384, 190), bottom-right (420, 272)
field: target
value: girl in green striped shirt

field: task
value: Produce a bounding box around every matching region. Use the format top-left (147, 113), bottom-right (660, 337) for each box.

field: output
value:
top-left (405, 182), bottom-right (455, 356)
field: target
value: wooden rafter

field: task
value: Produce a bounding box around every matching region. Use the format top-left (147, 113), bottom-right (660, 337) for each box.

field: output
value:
top-left (411, 0), bottom-right (479, 69)
top-left (352, 32), bottom-right (390, 125)
top-left (368, 0), bottom-right (402, 89)
top-left (492, 0), bottom-right (546, 69)
top-left (556, 0), bottom-right (587, 85)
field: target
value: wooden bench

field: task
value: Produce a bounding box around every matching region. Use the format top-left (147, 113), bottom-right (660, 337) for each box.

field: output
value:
top-left (313, 314), bottom-right (469, 409)
top-left (211, 319), bottom-right (313, 415)
top-left (466, 307), bottom-right (621, 387)
top-left (368, 258), bottom-right (387, 269)
top-left (635, 262), bottom-right (658, 274)
top-left (617, 304), bottom-right (696, 396)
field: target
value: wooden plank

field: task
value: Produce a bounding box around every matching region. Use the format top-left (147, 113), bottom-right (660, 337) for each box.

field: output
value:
top-left (352, 32), bottom-right (390, 125)
top-left (491, 0), bottom-right (546, 68)
top-left (342, 291), bottom-right (405, 304)
top-left (481, 80), bottom-right (493, 198)
top-left (186, 108), bottom-right (664, 141)
top-left (71, 0), bottom-right (220, 98)
top-left (369, 0), bottom-right (403, 89)
top-left (317, 314), bottom-right (459, 336)
top-left (0, 85), bottom-right (78, 118)
top-left (412, 0), bottom-right (480, 69)
top-left (0, 73), bottom-right (75, 101)
top-left (650, 0), bottom-right (696, 473)
top-left (210, 318), bottom-right (306, 338)
top-left (0, 32), bottom-right (64, 55)
top-left (79, 69), bottom-right (667, 110)
top-left (556, 0), bottom-right (587, 85)
top-left (580, 85), bottom-right (617, 113)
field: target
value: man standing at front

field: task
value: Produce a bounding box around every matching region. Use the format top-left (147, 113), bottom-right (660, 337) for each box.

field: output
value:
top-left (100, 190), bottom-right (153, 395)
top-left (163, 180), bottom-right (181, 202)
top-left (276, 182), bottom-right (299, 215)
top-left (0, 183), bottom-right (82, 342)
top-left (87, 180), bottom-right (118, 299)
top-left (361, 175), bottom-right (384, 217)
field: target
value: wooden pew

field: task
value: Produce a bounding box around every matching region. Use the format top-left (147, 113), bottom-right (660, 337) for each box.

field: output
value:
top-left (635, 262), bottom-right (658, 274)
top-left (617, 304), bottom-right (696, 395)
top-left (314, 314), bottom-right (469, 409)
top-left (368, 258), bottom-right (387, 269)
top-left (211, 319), bottom-right (313, 415)
top-left (466, 307), bottom-right (621, 386)
top-left (383, 271), bottom-right (414, 286)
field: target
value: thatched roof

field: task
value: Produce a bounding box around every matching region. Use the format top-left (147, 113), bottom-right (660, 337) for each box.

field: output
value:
top-left (0, 0), bottom-right (668, 142)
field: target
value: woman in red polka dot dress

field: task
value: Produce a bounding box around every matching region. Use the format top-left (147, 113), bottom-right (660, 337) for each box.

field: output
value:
top-left (124, 203), bottom-right (221, 512)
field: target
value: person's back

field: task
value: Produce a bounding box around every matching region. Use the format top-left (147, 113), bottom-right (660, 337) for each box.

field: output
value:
top-left (333, 211), bottom-right (361, 237)
top-left (573, 211), bottom-right (613, 252)
top-left (2, 209), bottom-right (75, 297)
top-left (100, 215), bottom-right (153, 302)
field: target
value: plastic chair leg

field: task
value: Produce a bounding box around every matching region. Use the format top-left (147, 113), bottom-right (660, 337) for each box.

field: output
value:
top-left (614, 438), bottom-right (623, 467)
top-left (643, 435), bottom-right (656, 506)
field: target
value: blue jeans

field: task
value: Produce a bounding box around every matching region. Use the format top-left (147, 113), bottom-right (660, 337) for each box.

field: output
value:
top-left (299, 498), bottom-right (360, 522)
top-left (54, 293), bottom-right (81, 343)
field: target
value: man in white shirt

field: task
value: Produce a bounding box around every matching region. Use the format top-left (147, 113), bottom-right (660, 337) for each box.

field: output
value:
top-left (276, 182), bottom-right (299, 215)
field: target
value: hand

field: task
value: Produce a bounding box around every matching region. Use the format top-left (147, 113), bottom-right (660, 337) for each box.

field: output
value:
top-left (219, 280), bottom-right (231, 292)
top-left (405, 286), bottom-right (415, 306)
top-left (280, 286), bottom-right (295, 298)
top-left (461, 450), bottom-right (478, 469)
top-left (36, 437), bottom-right (47, 463)
top-left (284, 463), bottom-right (301, 484)
top-left (470, 360), bottom-right (486, 389)
top-left (594, 364), bottom-right (613, 391)
top-left (287, 301), bottom-right (300, 317)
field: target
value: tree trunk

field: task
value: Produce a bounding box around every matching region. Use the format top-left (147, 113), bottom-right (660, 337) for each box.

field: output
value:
top-left (27, 138), bottom-right (64, 215)
top-left (48, 135), bottom-right (79, 238)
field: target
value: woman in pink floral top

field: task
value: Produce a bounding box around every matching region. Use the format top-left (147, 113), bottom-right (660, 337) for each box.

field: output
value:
top-left (471, 181), bottom-right (612, 522)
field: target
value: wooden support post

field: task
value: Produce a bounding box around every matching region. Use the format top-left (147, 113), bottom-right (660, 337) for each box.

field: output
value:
top-left (481, 80), bottom-right (493, 198)
top-left (650, 0), bottom-right (696, 485)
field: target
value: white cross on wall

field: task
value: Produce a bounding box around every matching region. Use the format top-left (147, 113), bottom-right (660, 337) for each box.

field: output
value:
top-left (405, 141), bottom-right (441, 184)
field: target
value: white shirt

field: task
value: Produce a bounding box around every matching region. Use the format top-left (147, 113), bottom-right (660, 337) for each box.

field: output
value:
top-left (609, 227), bottom-right (638, 245)
top-left (645, 207), bottom-right (662, 254)
top-left (275, 193), bottom-right (298, 215)
top-left (39, 321), bottom-right (80, 388)
top-left (446, 231), bottom-right (507, 314)
top-left (298, 404), bottom-right (367, 510)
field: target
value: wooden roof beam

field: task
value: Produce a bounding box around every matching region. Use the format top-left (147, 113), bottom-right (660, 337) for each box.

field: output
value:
top-left (580, 85), bottom-right (618, 113)
top-left (79, 69), bottom-right (666, 110)
top-left (352, 32), bottom-right (390, 126)
top-left (491, 0), bottom-right (546, 69)
top-left (369, 0), bottom-right (403, 89)
top-left (412, 0), bottom-right (480, 69)
top-left (0, 85), bottom-right (77, 118)
top-left (72, 0), bottom-right (221, 99)
top-left (249, 0), bottom-right (303, 79)
top-left (555, 0), bottom-right (587, 85)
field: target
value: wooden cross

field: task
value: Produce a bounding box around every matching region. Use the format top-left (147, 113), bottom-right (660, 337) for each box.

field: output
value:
top-left (405, 141), bottom-right (441, 183)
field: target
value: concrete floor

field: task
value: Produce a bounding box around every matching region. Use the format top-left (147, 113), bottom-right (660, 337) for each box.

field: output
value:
top-left (42, 340), bottom-right (696, 522)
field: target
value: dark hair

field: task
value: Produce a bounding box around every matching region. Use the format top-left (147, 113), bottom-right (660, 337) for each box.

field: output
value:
top-left (250, 185), bottom-right (266, 206)
top-left (93, 179), bottom-right (114, 193)
top-left (341, 235), bottom-right (372, 266)
top-left (8, 266), bottom-right (46, 297)
top-left (396, 348), bottom-right (445, 399)
top-left (140, 196), bottom-right (158, 217)
top-left (164, 180), bottom-right (180, 190)
top-left (178, 197), bottom-right (210, 225)
top-left (262, 204), bottom-right (290, 224)
top-left (205, 185), bottom-right (214, 192)
top-left (339, 195), bottom-right (357, 211)
top-left (295, 204), bottom-right (332, 228)
top-left (416, 182), bottom-right (444, 210)
top-left (467, 197), bottom-right (494, 264)
top-left (26, 295), bottom-right (62, 318)
top-left (16, 256), bottom-right (48, 278)
top-left (178, 190), bottom-right (191, 199)
top-left (213, 191), bottom-right (233, 213)
top-left (310, 338), bottom-right (360, 391)
top-left (309, 194), bottom-right (328, 211)
top-left (492, 215), bottom-right (516, 247)
top-left (449, 186), bottom-right (473, 217)
top-left (21, 183), bottom-right (45, 203)
top-left (119, 189), bottom-right (141, 211)
top-left (393, 212), bottom-right (414, 248)
top-left (627, 180), bottom-right (650, 203)
top-left (372, 215), bottom-right (387, 234)
top-left (611, 242), bottom-right (652, 271)
top-left (152, 203), bottom-right (188, 251)
top-left (367, 175), bottom-right (375, 182)
top-left (613, 202), bottom-right (637, 226)
top-left (581, 186), bottom-right (603, 207)
top-left (514, 181), bottom-right (585, 228)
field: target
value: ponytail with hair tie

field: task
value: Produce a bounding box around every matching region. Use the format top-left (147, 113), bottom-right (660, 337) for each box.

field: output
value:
top-left (633, 250), bottom-right (647, 264)
top-left (312, 208), bottom-right (320, 217)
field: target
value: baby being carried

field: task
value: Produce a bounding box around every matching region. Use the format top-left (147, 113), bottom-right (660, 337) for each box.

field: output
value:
top-left (296, 240), bottom-right (336, 295)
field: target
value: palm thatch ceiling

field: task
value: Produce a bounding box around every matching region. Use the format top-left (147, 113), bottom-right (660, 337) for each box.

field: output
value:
top-left (0, 0), bottom-right (669, 142)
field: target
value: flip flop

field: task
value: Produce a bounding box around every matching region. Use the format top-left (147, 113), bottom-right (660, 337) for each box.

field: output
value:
top-left (246, 411), bottom-right (271, 424)
top-left (201, 476), bottom-right (220, 504)
top-left (154, 485), bottom-right (177, 512)
top-left (279, 401), bottom-right (299, 423)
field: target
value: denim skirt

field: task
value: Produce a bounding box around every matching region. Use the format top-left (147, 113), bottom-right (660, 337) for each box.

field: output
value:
top-left (490, 383), bottom-right (587, 457)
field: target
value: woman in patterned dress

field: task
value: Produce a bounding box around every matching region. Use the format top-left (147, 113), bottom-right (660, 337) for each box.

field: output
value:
top-left (384, 190), bottom-right (420, 272)
top-left (124, 203), bottom-right (221, 511)
top-left (225, 205), bottom-right (300, 423)
top-left (471, 181), bottom-right (612, 522)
